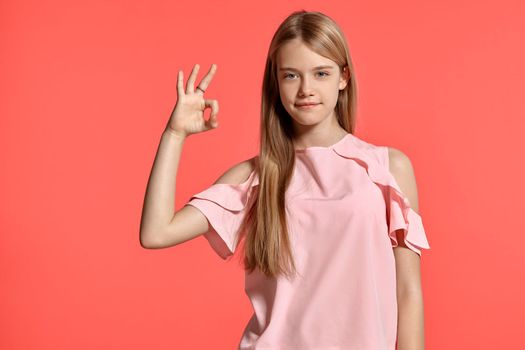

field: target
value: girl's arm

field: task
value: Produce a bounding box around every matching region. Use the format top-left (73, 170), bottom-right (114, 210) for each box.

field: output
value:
top-left (388, 147), bottom-right (426, 350)
top-left (141, 129), bottom-right (254, 249)
top-left (139, 129), bottom-right (187, 248)
top-left (139, 63), bottom-right (221, 248)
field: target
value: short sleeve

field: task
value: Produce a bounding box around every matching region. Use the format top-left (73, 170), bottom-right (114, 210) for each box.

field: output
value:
top-left (184, 170), bottom-right (258, 260)
top-left (382, 147), bottom-right (431, 257)
top-left (386, 194), bottom-right (430, 257)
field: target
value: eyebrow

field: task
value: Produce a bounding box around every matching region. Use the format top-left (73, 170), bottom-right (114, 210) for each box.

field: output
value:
top-left (278, 65), bottom-right (335, 71)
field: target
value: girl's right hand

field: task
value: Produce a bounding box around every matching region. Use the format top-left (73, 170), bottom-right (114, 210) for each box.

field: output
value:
top-left (165, 63), bottom-right (219, 138)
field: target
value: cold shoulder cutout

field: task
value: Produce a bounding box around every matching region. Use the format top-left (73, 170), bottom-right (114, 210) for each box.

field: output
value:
top-left (184, 168), bottom-right (259, 260)
top-left (331, 133), bottom-right (430, 256)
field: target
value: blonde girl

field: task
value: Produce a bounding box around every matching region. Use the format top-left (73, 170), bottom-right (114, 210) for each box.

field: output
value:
top-left (140, 10), bottom-right (430, 350)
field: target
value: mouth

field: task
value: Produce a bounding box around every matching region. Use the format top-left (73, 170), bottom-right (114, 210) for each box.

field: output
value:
top-left (295, 102), bottom-right (320, 109)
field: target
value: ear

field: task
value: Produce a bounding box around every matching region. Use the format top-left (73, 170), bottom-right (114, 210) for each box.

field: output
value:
top-left (339, 65), bottom-right (350, 90)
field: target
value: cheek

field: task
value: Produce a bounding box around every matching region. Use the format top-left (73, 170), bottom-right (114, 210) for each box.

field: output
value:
top-left (279, 88), bottom-right (296, 114)
top-left (323, 84), bottom-right (340, 105)
top-left (278, 84), bottom-right (292, 101)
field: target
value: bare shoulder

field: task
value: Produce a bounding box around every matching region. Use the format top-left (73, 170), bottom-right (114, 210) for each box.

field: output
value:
top-left (387, 146), bottom-right (412, 171)
top-left (386, 146), bottom-right (420, 213)
top-left (213, 156), bottom-right (257, 185)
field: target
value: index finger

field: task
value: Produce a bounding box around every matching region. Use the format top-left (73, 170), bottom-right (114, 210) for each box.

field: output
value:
top-left (195, 64), bottom-right (217, 95)
top-left (177, 70), bottom-right (185, 97)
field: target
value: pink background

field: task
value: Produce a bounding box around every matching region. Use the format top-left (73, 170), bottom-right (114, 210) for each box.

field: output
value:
top-left (1, 0), bottom-right (524, 349)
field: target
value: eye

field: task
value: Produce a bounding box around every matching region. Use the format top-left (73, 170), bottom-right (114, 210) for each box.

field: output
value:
top-left (283, 71), bottom-right (329, 80)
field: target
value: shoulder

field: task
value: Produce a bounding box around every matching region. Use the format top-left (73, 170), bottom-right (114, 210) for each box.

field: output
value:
top-left (387, 146), bottom-right (413, 173)
top-left (386, 146), bottom-right (420, 212)
top-left (213, 156), bottom-right (258, 185)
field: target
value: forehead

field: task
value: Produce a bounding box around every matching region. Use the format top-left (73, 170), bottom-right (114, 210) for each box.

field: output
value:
top-left (276, 39), bottom-right (335, 69)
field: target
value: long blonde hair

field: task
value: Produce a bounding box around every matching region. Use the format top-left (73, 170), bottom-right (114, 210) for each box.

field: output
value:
top-left (238, 10), bottom-right (358, 280)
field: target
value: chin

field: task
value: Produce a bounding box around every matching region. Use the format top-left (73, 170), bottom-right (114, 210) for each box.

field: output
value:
top-left (289, 115), bottom-right (325, 126)
top-left (289, 108), bottom-right (327, 123)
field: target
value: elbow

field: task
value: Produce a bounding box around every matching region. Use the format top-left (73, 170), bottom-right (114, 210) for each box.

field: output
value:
top-left (139, 219), bottom-right (166, 248)
top-left (140, 230), bottom-right (162, 249)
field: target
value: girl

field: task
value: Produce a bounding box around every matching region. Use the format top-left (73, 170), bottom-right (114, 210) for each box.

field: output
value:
top-left (140, 10), bottom-right (430, 350)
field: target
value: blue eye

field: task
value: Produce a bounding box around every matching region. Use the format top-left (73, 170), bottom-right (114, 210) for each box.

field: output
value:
top-left (283, 71), bottom-right (330, 80)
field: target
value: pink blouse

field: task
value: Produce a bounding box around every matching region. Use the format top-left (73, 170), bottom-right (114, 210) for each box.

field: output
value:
top-left (184, 132), bottom-right (430, 350)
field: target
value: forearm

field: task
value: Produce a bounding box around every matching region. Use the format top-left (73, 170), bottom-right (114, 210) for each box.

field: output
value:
top-left (139, 128), bottom-right (186, 246)
top-left (396, 291), bottom-right (426, 350)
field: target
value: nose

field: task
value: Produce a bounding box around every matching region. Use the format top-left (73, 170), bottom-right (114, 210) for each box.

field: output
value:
top-left (298, 76), bottom-right (314, 96)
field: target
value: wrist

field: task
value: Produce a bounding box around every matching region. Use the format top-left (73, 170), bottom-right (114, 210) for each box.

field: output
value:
top-left (163, 127), bottom-right (187, 143)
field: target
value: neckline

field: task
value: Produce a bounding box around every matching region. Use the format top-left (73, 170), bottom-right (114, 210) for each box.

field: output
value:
top-left (294, 132), bottom-right (351, 152)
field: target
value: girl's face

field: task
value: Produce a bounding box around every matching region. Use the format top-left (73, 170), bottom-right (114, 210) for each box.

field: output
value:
top-left (276, 39), bottom-right (348, 129)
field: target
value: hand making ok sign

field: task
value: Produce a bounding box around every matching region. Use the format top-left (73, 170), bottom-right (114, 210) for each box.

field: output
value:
top-left (166, 63), bottom-right (219, 138)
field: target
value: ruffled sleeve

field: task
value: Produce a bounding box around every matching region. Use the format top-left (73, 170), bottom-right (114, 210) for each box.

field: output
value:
top-left (332, 135), bottom-right (430, 257)
top-left (380, 146), bottom-right (430, 257)
top-left (383, 175), bottom-right (431, 257)
top-left (184, 169), bottom-right (258, 260)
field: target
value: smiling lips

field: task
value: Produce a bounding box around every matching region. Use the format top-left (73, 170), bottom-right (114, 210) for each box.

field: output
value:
top-left (296, 102), bottom-right (320, 109)
top-left (296, 102), bottom-right (319, 106)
